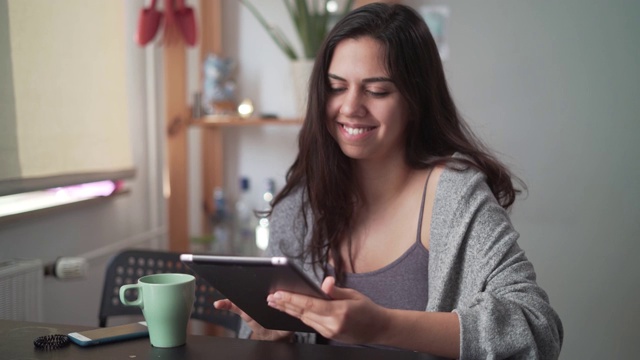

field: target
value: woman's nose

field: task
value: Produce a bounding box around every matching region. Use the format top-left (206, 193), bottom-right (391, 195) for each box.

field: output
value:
top-left (339, 90), bottom-right (366, 117)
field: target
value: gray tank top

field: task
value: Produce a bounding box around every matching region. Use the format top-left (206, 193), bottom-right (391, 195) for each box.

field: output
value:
top-left (326, 172), bottom-right (432, 349)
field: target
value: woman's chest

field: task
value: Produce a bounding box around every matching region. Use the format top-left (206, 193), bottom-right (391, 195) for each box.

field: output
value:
top-left (341, 201), bottom-right (427, 273)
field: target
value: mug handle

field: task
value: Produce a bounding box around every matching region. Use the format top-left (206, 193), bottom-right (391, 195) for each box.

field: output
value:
top-left (119, 284), bottom-right (143, 307)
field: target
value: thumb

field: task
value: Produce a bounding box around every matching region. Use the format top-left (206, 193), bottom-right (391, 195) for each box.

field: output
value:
top-left (321, 276), bottom-right (353, 300)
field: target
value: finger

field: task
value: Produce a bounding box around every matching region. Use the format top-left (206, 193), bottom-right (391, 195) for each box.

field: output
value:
top-left (214, 299), bottom-right (260, 328)
top-left (268, 291), bottom-right (333, 320)
top-left (267, 296), bottom-right (338, 338)
top-left (213, 299), bottom-right (233, 310)
top-left (216, 300), bottom-right (293, 341)
top-left (321, 276), bottom-right (359, 300)
top-left (321, 276), bottom-right (335, 294)
top-left (214, 299), bottom-right (246, 315)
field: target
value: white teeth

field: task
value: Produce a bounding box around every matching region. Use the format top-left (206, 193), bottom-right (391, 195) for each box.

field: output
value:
top-left (343, 125), bottom-right (370, 135)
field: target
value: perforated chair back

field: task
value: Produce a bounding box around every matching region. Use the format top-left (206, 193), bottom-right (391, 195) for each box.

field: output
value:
top-left (98, 249), bottom-right (240, 334)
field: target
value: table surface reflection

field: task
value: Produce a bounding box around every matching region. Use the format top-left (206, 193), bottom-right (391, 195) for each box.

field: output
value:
top-left (0, 319), bottom-right (443, 360)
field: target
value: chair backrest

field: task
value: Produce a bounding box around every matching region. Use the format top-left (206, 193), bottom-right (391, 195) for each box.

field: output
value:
top-left (98, 249), bottom-right (240, 334)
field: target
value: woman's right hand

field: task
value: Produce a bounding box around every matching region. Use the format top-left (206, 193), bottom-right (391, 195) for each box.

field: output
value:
top-left (213, 299), bottom-right (293, 341)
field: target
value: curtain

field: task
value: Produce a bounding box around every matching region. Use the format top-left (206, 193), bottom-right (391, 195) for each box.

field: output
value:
top-left (0, 0), bottom-right (134, 196)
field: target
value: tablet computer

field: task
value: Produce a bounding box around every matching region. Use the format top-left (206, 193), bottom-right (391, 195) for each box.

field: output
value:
top-left (180, 254), bottom-right (329, 332)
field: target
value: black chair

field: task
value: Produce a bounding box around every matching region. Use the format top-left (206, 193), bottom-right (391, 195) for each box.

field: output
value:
top-left (98, 249), bottom-right (240, 335)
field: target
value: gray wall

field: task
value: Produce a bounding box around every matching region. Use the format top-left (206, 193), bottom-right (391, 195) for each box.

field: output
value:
top-left (433, 1), bottom-right (640, 358)
top-left (223, 0), bottom-right (640, 358)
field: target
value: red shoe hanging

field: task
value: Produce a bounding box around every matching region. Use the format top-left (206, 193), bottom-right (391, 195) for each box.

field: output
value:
top-left (135, 0), bottom-right (163, 46)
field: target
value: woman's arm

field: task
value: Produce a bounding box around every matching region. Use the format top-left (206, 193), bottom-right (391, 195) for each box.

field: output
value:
top-left (381, 309), bottom-right (460, 358)
top-left (430, 167), bottom-right (564, 359)
top-left (267, 276), bottom-right (461, 358)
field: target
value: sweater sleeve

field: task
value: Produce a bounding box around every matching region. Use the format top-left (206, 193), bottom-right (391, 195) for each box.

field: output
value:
top-left (432, 168), bottom-right (563, 359)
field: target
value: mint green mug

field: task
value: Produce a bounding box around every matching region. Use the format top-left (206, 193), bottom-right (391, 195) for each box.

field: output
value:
top-left (119, 273), bottom-right (195, 348)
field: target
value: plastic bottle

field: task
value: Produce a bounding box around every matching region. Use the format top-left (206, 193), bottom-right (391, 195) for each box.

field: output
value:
top-left (255, 178), bottom-right (276, 252)
top-left (211, 187), bottom-right (232, 254)
top-left (235, 177), bottom-right (258, 256)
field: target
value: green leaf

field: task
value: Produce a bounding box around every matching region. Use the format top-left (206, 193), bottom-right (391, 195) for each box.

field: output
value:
top-left (240, 0), bottom-right (298, 60)
top-left (241, 0), bottom-right (354, 61)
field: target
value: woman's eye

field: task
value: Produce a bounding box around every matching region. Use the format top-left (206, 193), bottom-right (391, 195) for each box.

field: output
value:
top-left (367, 90), bottom-right (389, 97)
top-left (329, 87), bottom-right (346, 93)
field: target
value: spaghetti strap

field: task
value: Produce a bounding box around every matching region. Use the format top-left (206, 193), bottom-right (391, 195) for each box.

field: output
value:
top-left (415, 169), bottom-right (433, 244)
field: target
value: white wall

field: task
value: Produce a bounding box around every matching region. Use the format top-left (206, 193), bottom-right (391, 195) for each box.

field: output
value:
top-left (0, 0), bottom-right (166, 327)
top-left (218, 0), bottom-right (639, 358)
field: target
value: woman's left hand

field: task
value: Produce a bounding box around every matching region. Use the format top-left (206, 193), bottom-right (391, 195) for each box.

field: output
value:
top-left (266, 276), bottom-right (390, 345)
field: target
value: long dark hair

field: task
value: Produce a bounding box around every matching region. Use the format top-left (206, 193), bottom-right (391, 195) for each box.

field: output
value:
top-left (271, 3), bottom-right (524, 284)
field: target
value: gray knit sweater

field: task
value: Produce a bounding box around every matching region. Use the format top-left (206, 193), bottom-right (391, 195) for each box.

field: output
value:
top-left (240, 164), bottom-right (563, 359)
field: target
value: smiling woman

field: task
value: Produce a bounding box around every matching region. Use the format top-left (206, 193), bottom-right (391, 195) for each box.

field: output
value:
top-left (0, 0), bottom-right (134, 198)
top-left (216, 3), bottom-right (563, 359)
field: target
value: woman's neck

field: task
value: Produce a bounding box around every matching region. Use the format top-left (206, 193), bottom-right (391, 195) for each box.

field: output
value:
top-left (353, 157), bottom-right (416, 209)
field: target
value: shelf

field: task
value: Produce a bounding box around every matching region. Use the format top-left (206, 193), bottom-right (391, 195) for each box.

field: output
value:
top-left (166, 0), bottom-right (305, 252)
top-left (191, 116), bottom-right (302, 127)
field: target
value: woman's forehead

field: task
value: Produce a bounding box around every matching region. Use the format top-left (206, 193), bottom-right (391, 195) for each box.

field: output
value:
top-left (328, 37), bottom-right (389, 78)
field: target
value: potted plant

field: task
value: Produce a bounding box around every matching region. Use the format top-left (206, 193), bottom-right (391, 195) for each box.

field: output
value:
top-left (240, 0), bottom-right (354, 61)
top-left (240, 0), bottom-right (354, 115)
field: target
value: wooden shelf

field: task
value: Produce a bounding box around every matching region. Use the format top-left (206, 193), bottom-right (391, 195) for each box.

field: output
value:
top-left (165, 1), bottom-right (305, 253)
top-left (195, 115), bottom-right (301, 238)
top-left (191, 116), bottom-right (302, 127)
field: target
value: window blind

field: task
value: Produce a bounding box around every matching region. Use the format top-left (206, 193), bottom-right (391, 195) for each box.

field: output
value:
top-left (0, 0), bottom-right (134, 196)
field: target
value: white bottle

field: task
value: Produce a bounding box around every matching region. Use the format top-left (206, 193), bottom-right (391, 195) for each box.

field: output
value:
top-left (235, 177), bottom-right (258, 256)
top-left (211, 187), bottom-right (231, 254)
top-left (255, 178), bottom-right (276, 252)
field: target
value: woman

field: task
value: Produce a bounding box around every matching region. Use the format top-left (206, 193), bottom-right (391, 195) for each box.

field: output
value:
top-left (216, 3), bottom-right (563, 359)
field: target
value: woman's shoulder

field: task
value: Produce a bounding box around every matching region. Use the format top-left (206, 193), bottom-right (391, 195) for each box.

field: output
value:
top-left (430, 154), bottom-right (513, 253)
top-left (268, 184), bottom-right (310, 260)
top-left (272, 184), bottom-right (306, 216)
top-left (436, 153), bottom-right (489, 198)
top-left (431, 153), bottom-right (502, 230)
top-left (270, 184), bottom-right (309, 233)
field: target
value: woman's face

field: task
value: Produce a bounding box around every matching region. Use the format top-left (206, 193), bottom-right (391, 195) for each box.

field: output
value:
top-left (326, 37), bottom-right (409, 163)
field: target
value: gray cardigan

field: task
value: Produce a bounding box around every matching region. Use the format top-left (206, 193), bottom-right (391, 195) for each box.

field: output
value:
top-left (240, 164), bottom-right (563, 359)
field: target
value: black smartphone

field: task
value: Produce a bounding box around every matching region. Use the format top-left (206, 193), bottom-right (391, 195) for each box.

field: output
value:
top-left (68, 321), bottom-right (149, 346)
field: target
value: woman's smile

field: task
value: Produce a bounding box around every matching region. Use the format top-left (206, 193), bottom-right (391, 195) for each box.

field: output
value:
top-left (338, 123), bottom-right (378, 139)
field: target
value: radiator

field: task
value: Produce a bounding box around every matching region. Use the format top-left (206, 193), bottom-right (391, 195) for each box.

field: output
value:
top-left (0, 259), bottom-right (43, 321)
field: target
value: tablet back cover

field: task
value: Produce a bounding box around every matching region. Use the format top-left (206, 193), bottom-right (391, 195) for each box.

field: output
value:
top-left (182, 255), bottom-right (324, 332)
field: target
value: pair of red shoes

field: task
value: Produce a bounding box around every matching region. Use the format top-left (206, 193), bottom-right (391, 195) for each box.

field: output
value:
top-left (135, 0), bottom-right (197, 46)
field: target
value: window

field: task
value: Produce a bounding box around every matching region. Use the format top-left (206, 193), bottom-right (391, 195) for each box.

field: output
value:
top-left (0, 0), bottom-right (134, 198)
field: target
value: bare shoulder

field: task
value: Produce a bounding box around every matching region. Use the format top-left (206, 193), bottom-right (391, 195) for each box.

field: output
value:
top-left (429, 165), bottom-right (446, 187)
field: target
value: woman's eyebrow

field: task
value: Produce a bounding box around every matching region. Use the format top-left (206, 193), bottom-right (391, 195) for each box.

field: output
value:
top-left (328, 73), bottom-right (394, 84)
